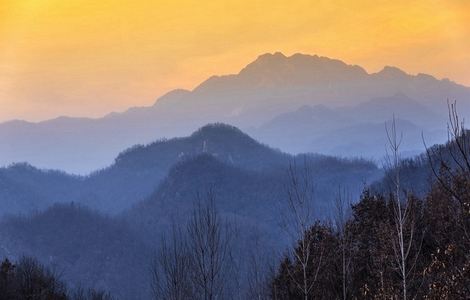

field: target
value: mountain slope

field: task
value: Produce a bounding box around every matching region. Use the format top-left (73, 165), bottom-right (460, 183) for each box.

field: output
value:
top-left (126, 152), bottom-right (381, 246)
top-left (309, 119), bottom-right (446, 159)
top-left (80, 123), bottom-right (289, 212)
top-left (347, 93), bottom-right (441, 126)
top-left (0, 204), bottom-right (151, 299)
top-left (250, 94), bottom-right (447, 155)
top-left (0, 164), bottom-right (81, 216)
top-left (250, 104), bottom-right (351, 153)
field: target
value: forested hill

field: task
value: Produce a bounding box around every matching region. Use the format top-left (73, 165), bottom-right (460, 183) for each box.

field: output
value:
top-left (0, 204), bottom-right (150, 299)
top-left (0, 123), bottom-right (379, 217)
top-left (126, 152), bottom-right (378, 242)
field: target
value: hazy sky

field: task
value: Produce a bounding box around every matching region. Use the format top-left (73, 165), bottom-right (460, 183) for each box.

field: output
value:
top-left (1, 0), bottom-right (469, 122)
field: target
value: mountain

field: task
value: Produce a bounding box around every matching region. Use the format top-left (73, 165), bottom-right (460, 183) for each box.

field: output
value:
top-left (1, 52), bottom-right (469, 173)
top-left (127, 152), bottom-right (380, 243)
top-left (0, 124), bottom-right (292, 216)
top-left (0, 121), bottom-right (382, 221)
top-left (112, 123), bottom-right (289, 172)
top-left (80, 123), bottom-right (292, 213)
top-left (250, 94), bottom-right (447, 156)
top-left (0, 120), bottom-right (381, 216)
top-left (308, 119), bottom-right (446, 159)
top-left (347, 93), bottom-right (441, 126)
top-left (0, 164), bottom-right (81, 216)
top-left (0, 204), bottom-right (151, 299)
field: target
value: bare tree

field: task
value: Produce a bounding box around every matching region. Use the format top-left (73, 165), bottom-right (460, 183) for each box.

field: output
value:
top-left (246, 230), bottom-right (275, 300)
top-left (424, 101), bottom-right (470, 243)
top-left (333, 187), bottom-right (352, 300)
top-left (14, 256), bottom-right (67, 299)
top-left (280, 157), bottom-right (324, 300)
top-left (151, 191), bottom-right (234, 300)
top-left (385, 116), bottom-right (422, 300)
top-left (71, 287), bottom-right (113, 300)
top-left (422, 101), bottom-right (470, 296)
top-left (151, 224), bottom-right (193, 300)
top-left (187, 191), bottom-right (233, 300)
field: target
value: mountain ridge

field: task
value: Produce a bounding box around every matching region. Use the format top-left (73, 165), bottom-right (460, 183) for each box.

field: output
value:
top-left (2, 52), bottom-right (466, 126)
top-left (0, 123), bottom-right (291, 216)
top-left (0, 52), bottom-right (469, 173)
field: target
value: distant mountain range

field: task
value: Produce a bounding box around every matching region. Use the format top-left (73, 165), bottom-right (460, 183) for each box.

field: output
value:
top-left (1, 52), bottom-right (468, 173)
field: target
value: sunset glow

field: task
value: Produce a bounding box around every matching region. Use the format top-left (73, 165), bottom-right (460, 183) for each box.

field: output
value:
top-left (1, 0), bottom-right (469, 121)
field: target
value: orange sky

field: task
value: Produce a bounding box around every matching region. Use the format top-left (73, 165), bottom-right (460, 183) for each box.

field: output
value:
top-left (0, 0), bottom-right (469, 122)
